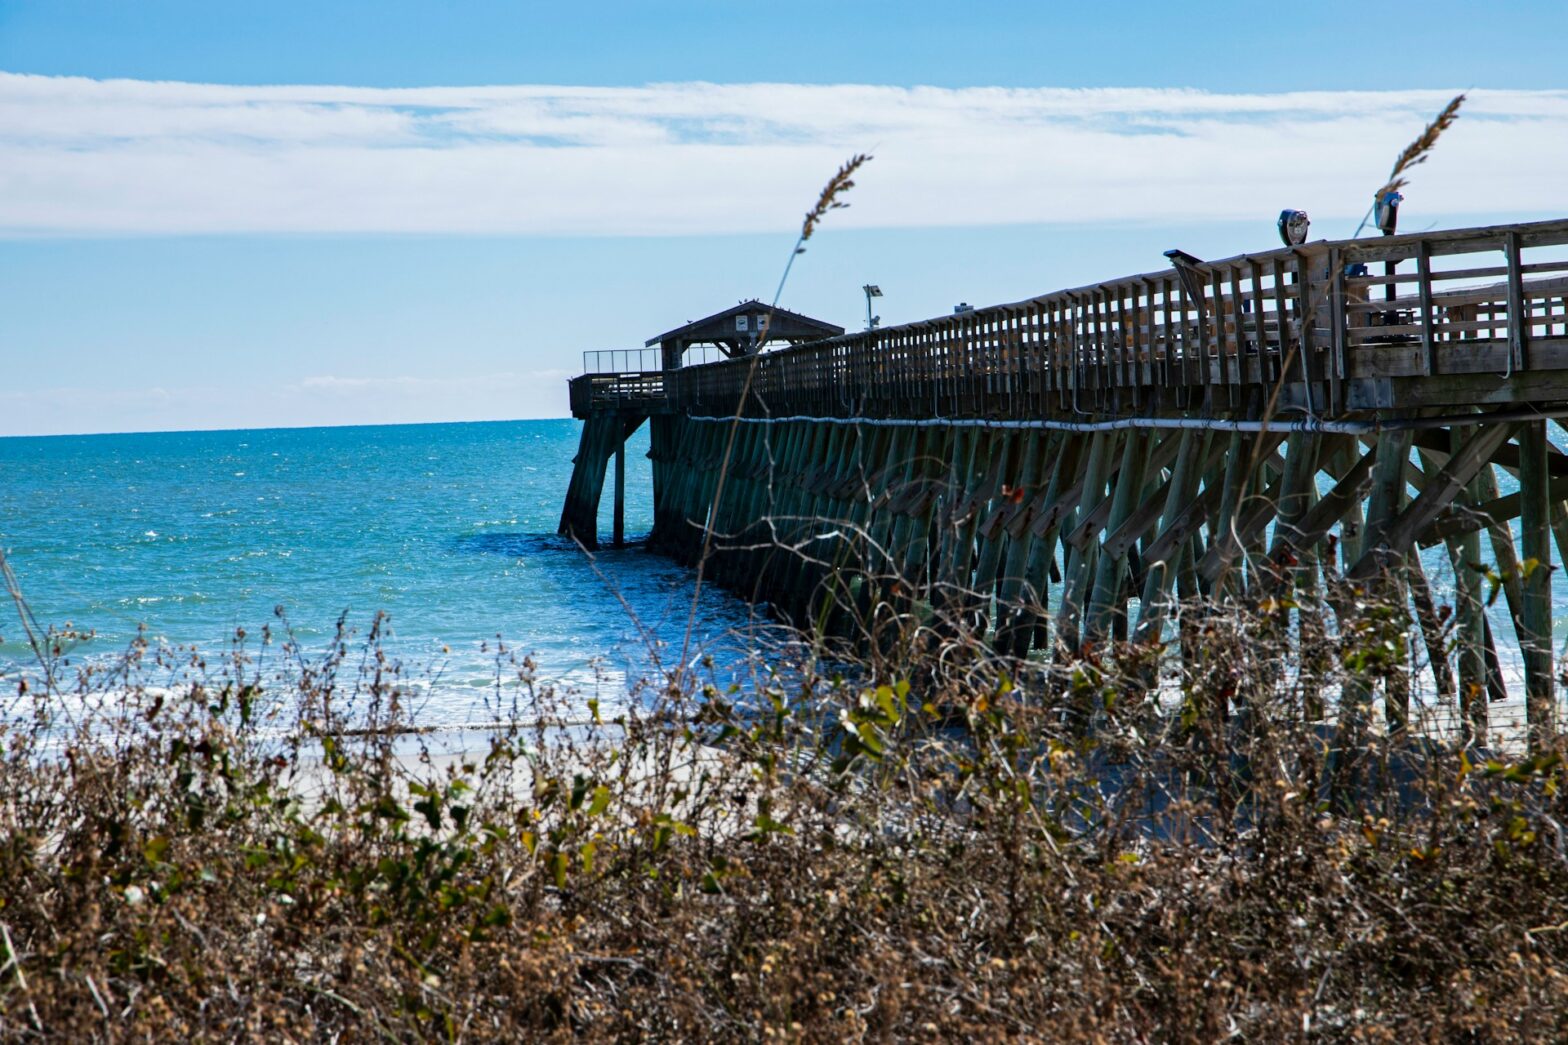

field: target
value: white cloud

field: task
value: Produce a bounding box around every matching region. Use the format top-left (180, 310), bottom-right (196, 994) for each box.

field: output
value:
top-left (1, 73), bottom-right (1565, 237)
top-left (0, 370), bottom-right (575, 436)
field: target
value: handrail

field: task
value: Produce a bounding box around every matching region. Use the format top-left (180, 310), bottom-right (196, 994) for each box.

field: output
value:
top-left (582, 347), bottom-right (661, 374)
top-left (568, 218), bottom-right (1568, 420)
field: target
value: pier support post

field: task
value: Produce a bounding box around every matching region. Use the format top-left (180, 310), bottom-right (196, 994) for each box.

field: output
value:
top-left (1055, 431), bottom-right (1116, 657)
top-left (1447, 457), bottom-right (1489, 744)
top-left (613, 428), bottom-right (626, 548)
top-left (1474, 463), bottom-right (1524, 717)
top-left (1086, 431), bottom-right (1147, 643)
top-left (1521, 420), bottom-right (1556, 750)
top-left (560, 412), bottom-right (645, 550)
top-left (1132, 430), bottom-right (1206, 649)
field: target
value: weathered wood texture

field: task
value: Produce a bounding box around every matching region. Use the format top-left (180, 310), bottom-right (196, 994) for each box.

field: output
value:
top-left (563, 219), bottom-right (1568, 748)
top-left (558, 412), bottom-right (646, 548)
top-left (571, 219), bottom-right (1568, 421)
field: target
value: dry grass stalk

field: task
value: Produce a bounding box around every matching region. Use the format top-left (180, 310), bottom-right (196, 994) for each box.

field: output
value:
top-left (4, 591), bottom-right (1568, 1040)
top-left (1378, 93), bottom-right (1466, 199)
top-left (799, 152), bottom-right (872, 245)
top-left (680, 153), bottom-right (873, 683)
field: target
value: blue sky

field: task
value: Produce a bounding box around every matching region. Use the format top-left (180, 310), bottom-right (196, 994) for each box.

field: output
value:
top-left (8, 1), bottom-right (1568, 92)
top-left (2, 1), bottom-right (1566, 435)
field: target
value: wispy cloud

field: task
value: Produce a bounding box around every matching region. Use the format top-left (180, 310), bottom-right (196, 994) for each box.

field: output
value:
top-left (2, 73), bottom-right (1566, 236)
top-left (0, 370), bottom-right (575, 436)
top-left (296, 371), bottom-right (572, 393)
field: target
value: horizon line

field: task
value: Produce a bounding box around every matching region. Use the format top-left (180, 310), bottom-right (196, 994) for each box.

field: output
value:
top-left (0, 415), bottom-right (576, 441)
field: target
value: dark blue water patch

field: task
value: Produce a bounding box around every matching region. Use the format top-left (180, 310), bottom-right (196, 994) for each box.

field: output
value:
top-left (449, 532), bottom-right (582, 558)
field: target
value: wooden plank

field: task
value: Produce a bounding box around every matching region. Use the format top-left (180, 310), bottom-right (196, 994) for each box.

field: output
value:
top-left (1132, 430), bottom-right (1208, 646)
top-left (968, 433), bottom-right (1018, 631)
top-left (1507, 229), bottom-right (1528, 372)
top-left (994, 431), bottom-right (1048, 656)
top-left (1229, 265), bottom-right (1248, 388)
top-left (1295, 251), bottom-right (1318, 399)
top-left (1029, 476), bottom-right (1087, 538)
top-left (1008, 434), bottom-right (1083, 656)
top-left (1351, 423), bottom-right (1414, 734)
top-left (1197, 463), bottom-right (1286, 585)
top-left (1207, 432), bottom-right (1249, 594)
top-left (1212, 269), bottom-right (1231, 387)
top-left (1472, 463), bottom-right (1529, 692)
top-left (1406, 550), bottom-right (1457, 705)
top-left (1329, 245), bottom-right (1345, 413)
top-left (1353, 337), bottom-right (1568, 380)
top-left (1520, 420), bottom-right (1555, 750)
top-left (1065, 430), bottom-right (1186, 550)
top-left (1086, 431), bottom-right (1150, 641)
top-left (1387, 354), bottom-right (1568, 408)
top-left (613, 426), bottom-right (626, 547)
top-left (1348, 420), bottom-right (1518, 578)
top-left (1418, 239), bottom-right (1436, 375)
top-left (1054, 431), bottom-right (1117, 654)
top-left (1446, 433), bottom-right (1491, 743)
top-left (1411, 426), bottom-right (1568, 480)
top-left (1140, 470), bottom-right (1226, 567)
top-left (1269, 444), bottom-right (1378, 559)
top-left (1101, 435), bottom-right (1229, 561)
top-left (1193, 276), bottom-right (1212, 402)
top-left (1419, 468), bottom-right (1568, 544)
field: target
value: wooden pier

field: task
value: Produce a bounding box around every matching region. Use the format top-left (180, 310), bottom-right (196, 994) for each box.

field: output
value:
top-left (562, 219), bottom-right (1568, 746)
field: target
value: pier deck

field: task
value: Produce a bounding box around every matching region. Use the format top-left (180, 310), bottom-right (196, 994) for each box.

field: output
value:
top-left (561, 218), bottom-right (1568, 747)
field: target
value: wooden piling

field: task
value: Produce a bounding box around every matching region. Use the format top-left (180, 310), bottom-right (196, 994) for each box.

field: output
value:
top-left (613, 430), bottom-right (626, 547)
top-left (1520, 420), bottom-right (1556, 750)
top-left (560, 217), bottom-right (1568, 750)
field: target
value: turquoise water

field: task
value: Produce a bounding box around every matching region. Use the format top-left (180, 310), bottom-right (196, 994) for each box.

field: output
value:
top-left (4, 418), bottom-right (1562, 738)
top-left (0, 420), bottom-right (760, 723)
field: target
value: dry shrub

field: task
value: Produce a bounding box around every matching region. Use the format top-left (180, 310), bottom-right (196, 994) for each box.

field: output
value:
top-left (1, 592), bottom-right (1566, 1042)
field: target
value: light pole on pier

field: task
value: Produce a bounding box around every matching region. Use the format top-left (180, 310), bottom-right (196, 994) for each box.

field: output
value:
top-left (863, 284), bottom-right (882, 331)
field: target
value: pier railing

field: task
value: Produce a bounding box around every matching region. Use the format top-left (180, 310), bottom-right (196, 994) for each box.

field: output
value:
top-left (569, 218), bottom-right (1568, 419)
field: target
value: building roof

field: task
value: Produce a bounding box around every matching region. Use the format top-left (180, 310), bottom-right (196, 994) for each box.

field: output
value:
top-left (645, 300), bottom-right (844, 347)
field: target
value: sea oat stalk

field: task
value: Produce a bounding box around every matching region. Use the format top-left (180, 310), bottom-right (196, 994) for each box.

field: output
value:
top-left (1354, 94), bottom-right (1466, 236)
top-left (677, 154), bottom-right (872, 684)
top-left (1379, 93), bottom-right (1466, 199)
top-left (771, 153), bottom-right (873, 308)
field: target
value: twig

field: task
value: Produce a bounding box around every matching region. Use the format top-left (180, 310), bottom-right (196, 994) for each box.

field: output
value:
top-left (84, 973), bottom-right (111, 1022)
top-left (0, 546), bottom-right (54, 694)
top-left (305, 984), bottom-right (400, 1043)
top-left (1, 921), bottom-right (42, 1032)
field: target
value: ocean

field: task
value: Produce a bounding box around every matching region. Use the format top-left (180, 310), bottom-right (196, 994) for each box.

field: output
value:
top-left (0, 419), bottom-right (763, 725)
top-left (3, 417), bottom-right (1562, 743)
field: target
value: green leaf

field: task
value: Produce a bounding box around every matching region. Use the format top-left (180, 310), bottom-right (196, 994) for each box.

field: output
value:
top-left (872, 684), bottom-right (896, 721)
top-left (143, 835), bottom-right (170, 865)
top-left (587, 785), bottom-right (612, 817)
top-left (414, 797), bottom-right (441, 831)
top-left (369, 793), bottom-right (410, 823)
top-left (751, 812), bottom-right (794, 837)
